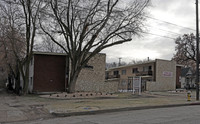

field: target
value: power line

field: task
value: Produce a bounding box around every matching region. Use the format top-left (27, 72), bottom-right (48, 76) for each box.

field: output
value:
top-left (140, 31), bottom-right (176, 40)
top-left (145, 25), bottom-right (182, 36)
top-left (145, 16), bottom-right (196, 31)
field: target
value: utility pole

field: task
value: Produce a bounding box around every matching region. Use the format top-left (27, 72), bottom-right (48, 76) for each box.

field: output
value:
top-left (196, 0), bottom-right (199, 101)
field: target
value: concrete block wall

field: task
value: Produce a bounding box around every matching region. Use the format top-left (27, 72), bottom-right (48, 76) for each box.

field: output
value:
top-left (103, 79), bottom-right (119, 93)
top-left (75, 53), bottom-right (109, 92)
top-left (146, 81), bottom-right (158, 91)
top-left (150, 59), bottom-right (176, 91)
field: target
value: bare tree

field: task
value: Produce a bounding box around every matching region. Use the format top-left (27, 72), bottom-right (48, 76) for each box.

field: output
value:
top-left (40, 0), bottom-right (150, 93)
top-left (0, 0), bottom-right (43, 94)
top-left (0, 1), bottom-right (25, 92)
top-left (131, 58), bottom-right (152, 64)
top-left (172, 33), bottom-right (196, 70)
top-left (34, 36), bottom-right (65, 53)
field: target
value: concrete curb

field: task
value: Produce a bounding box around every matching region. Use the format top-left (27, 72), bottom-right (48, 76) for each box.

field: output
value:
top-left (52, 102), bottom-right (200, 117)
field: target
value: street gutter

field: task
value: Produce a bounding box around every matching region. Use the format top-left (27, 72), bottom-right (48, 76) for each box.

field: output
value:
top-left (52, 102), bottom-right (200, 117)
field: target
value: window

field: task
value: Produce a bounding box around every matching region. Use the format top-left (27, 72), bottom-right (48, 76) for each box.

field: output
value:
top-left (121, 69), bottom-right (126, 75)
top-left (149, 66), bottom-right (152, 71)
top-left (143, 66), bottom-right (148, 72)
top-left (143, 66), bottom-right (152, 72)
top-left (132, 68), bottom-right (138, 73)
top-left (113, 70), bottom-right (119, 75)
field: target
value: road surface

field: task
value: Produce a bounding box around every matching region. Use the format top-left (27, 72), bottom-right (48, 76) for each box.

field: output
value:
top-left (6, 105), bottom-right (200, 124)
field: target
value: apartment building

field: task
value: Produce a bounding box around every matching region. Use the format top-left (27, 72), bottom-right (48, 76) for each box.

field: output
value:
top-left (106, 59), bottom-right (181, 92)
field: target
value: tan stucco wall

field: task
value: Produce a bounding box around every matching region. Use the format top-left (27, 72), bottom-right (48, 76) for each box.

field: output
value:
top-left (147, 59), bottom-right (176, 91)
top-left (75, 53), bottom-right (116, 92)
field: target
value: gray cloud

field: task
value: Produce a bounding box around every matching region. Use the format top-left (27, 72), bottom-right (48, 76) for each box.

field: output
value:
top-left (104, 0), bottom-right (195, 63)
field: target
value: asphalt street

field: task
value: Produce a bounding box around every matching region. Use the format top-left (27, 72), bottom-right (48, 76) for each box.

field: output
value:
top-left (5, 105), bottom-right (200, 124)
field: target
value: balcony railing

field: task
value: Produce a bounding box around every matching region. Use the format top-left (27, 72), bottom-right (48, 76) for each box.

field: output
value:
top-left (136, 71), bottom-right (153, 76)
top-left (106, 74), bottom-right (120, 79)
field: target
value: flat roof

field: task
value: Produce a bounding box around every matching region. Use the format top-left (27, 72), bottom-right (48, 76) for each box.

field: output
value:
top-left (106, 59), bottom-right (179, 71)
top-left (33, 51), bottom-right (106, 56)
top-left (106, 60), bottom-right (156, 71)
top-left (33, 51), bottom-right (67, 56)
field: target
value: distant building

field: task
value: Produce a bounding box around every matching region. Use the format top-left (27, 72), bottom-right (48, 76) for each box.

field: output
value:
top-left (180, 67), bottom-right (195, 89)
top-left (22, 52), bottom-right (112, 93)
top-left (106, 59), bottom-right (181, 92)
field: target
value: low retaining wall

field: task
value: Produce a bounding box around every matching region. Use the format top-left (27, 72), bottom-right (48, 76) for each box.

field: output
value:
top-left (146, 81), bottom-right (175, 91)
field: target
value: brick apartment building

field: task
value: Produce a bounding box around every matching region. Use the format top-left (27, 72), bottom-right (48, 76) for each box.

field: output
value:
top-left (106, 59), bottom-right (181, 92)
top-left (25, 52), bottom-right (107, 93)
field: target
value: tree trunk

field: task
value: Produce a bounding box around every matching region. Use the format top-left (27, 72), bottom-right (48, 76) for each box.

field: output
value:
top-left (22, 61), bottom-right (30, 94)
top-left (14, 64), bottom-right (20, 94)
top-left (68, 68), bottom-right (81, 93)
top-left (68, 77), bottom-right (77, 93)
top-left (23, 73), bottom-right (29, 94)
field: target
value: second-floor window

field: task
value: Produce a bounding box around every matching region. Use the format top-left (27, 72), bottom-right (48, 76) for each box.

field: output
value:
top-left (143, 66), bottom-right (152, 72)
top-left (149, 66), bottom-right (152, 71)
top-left (113, 70), bottom-right (119, 75)
top-left (143, 66), bottom-right (148, 72)
top-left (132, 68), bottom-right (138, 73)
top-left (121, 69), bottom-right (126, 75)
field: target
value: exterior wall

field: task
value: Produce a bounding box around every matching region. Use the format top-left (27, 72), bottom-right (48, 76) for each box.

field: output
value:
top-left (107, 59), bottom-right (177, 92)
top-left (104, 79), bottom-right (119, 93)
top-left (28, 57), bottom-right (34, 92)
top-left (75, 54), bottom-right (107, 92)
top-left (146, 81), bottom-right (158, 91)
top-left (176, 66), bottom-right (181, 88)
top-left (29, 52), bottom-right (118, 93)
top-left (147, 59), bottom-right (176, 91)
top-left (33, 54), bottom-right (66, 92)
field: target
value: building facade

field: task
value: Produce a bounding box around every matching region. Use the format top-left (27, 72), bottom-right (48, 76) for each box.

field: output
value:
top-left (26, 52), bottom-right (108, 93)
top-left (106, 59), bottom-right (180, 92)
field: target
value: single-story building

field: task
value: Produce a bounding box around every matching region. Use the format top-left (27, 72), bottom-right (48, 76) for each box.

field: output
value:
top-left (22, 52), bottom-right (116, 93)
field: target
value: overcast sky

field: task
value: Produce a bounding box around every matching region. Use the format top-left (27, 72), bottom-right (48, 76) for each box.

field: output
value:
top-left (103, 0), bottom-right (196, 63)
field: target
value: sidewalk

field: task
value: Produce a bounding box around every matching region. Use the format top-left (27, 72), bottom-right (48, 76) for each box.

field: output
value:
top-left (0, 89), bottom-right (200, 123)
top-left (0, 89), bottom-right (52, 123)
